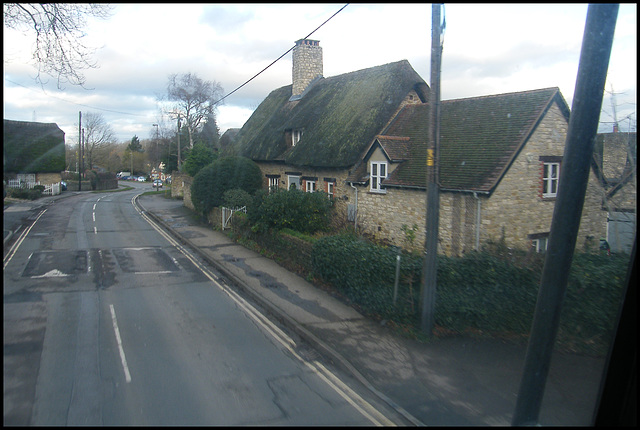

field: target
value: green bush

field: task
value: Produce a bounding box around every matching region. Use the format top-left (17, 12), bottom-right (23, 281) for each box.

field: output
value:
top-left (223, 188), bottom-right (253, 209)
top-left (249, 188), bottom-right (333, 234)
top-left (7, 187), bottom-right (42, 200)
top-left (183, 143), bottom-right (217, 177)
top-left (190, 156), bottom-right (262, 215)
top-left (311, 234), bottom-right (627, 351)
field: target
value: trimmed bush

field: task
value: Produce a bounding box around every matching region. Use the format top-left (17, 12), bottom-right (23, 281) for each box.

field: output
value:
top-left (190, 156), bottom-right (262, 215)
top-left (249, 188), bottom-right (333, 234)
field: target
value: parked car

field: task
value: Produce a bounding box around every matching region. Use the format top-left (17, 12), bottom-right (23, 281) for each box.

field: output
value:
top-left (137, 176), bottom-right (146, 182)
top-left (153, 180), bottom-right (163, 188)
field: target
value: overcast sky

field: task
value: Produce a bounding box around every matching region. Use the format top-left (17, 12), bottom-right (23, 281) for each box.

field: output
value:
top-left (3, 3), bottom-right (637, 144)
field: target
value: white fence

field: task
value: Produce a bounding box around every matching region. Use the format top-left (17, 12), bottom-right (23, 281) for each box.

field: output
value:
top-left (6, 179), bottom-right (62, 196)
top-left (221, 206), bottom-right (247, 230)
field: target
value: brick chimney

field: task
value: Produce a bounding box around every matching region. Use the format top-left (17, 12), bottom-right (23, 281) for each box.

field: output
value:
top-left (291, 39), bottom-right (323, 100)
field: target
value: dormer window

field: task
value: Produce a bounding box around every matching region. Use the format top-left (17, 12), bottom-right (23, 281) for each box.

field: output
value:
top-left (370, 161), bottom-right (387, 193)
top-left (292, 129), bottom-right (303, 147)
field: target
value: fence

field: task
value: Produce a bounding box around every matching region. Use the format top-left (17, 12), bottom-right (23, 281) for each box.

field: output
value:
top-left (222, 206), bottom-right (247, 230)
top-left (6, 179), bottom-right (62, 196)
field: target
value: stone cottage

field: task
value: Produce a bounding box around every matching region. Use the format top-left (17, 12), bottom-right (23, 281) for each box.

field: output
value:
top-left (227, 39), bottom-right (429, 221)
top-left (3, 119), bottom-right (66, 186)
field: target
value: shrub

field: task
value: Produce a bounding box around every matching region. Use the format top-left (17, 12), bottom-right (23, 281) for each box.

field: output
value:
top-left (250, 188), bottom-right (333, 234)
top-left (223, 188), bottom-right (253, 209)
top-left (7, 187), bottom-right (42, 200)
top-left (190, 156), bottom-right (262, 215)
top-left (183, 143), bottom-right (217, 177)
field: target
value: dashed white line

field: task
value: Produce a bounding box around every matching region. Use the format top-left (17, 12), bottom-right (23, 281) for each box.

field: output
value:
top-left (109, 304), bottom-right (132, 383)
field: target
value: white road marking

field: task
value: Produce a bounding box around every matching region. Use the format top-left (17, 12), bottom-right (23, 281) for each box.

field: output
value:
top-left (134, 195), bottom-right (394, 426)
top-left (109, 304), bottom-right (132, 383)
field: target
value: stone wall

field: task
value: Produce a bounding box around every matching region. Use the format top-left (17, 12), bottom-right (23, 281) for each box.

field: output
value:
top-left (347, 101), bottom-right (613, 255)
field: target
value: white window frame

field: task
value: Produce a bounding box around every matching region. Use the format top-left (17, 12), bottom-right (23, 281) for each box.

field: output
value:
top-left (327, 181), bottom-right (334, 199)
top-left (542, 162), bottom-right (560, 198)
top-left (292, 129), bottom-right (302, 147)
top-left (305, 180), bottom-right (316, 193)
top-left (288, 175), bottom-right (300, 190)
top-left (268, 177), bottom-right (279, 193)
top-left (370, 161), bottom-right (387, 193)
top-left (532, 237), bottom-right (548, 253)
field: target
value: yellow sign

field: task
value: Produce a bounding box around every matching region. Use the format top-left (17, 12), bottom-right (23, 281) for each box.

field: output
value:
top-left (427, 149), bottom-right (434, 166)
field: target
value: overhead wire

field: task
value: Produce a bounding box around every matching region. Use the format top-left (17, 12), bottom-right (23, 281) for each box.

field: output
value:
top-left (211, 3), bottom-right (349, 106)
top-left (5, 4), bottom-right (349, 119)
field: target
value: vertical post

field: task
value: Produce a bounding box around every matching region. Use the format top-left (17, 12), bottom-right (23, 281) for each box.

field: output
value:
top-left (420, 3), bottom-right (443, 334)
top-left (78, 111), bottom-right (82, 191)
top-left (512, 4), bottom-right (618, 425)
top-left (177, 114), bottom-right (182, 170)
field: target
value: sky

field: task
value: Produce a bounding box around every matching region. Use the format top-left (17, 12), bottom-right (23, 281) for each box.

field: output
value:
top-left (3, 3), bottom-right (637, 145)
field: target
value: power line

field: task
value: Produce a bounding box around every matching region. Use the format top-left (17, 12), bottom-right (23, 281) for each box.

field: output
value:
top-left (211, 3), bottom-right (349, 106)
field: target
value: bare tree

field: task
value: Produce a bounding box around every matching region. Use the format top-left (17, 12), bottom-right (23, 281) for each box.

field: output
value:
top-left (3, 3), bottom-right (113, 88)
top-left (165, 72), bottom-right (224, 149)
top-left (82, 112), bottom-right (116, 170)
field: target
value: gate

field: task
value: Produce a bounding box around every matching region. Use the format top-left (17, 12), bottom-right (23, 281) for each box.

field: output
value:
top-left (221, 206), bottom-right (246, 230)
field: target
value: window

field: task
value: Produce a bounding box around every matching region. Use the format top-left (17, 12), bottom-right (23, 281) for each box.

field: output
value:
top-left (292, 129), bottom-right (302, 147)
top-left (370, 161), bottom-right (387, 193)
top-left (532, 237), bottom-right (548, 253)
top-left (268, 177), bottom-right (279, 193)
top-left (542, 161), bottom-right (560, 198)
top-left (305, 180), bottom-right (316, 193)
top-left (327, 181), bottom-right (334, 199)
top-left (529, 232), bottom-right (549, 253)
top-left (288, 175), bottom-right (300, 190)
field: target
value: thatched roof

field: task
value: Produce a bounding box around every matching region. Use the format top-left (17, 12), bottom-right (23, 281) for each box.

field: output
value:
top-left (230, 60), bottom-right (428, 168)
top-left (3, 119), bottom-right (66, 173)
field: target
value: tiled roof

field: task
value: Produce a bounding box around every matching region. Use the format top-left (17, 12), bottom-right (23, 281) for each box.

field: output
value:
top-left (377, 87), bottom-right (570, 193)
top-left (229, 60), bottom-right (429, 168)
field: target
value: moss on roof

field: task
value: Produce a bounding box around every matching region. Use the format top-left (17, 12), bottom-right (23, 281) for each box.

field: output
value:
top-left (231, 60), bottom-right (428, 168)
top-left (378, 87), bottom-right (570, 193)
top-left (3, 119), bottom-right (66, 173)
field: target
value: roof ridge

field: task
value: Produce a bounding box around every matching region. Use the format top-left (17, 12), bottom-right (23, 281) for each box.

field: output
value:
top-left (443, 86), bottom-right (559, 103)
top-left (376, 135), bottom-right (411, 141)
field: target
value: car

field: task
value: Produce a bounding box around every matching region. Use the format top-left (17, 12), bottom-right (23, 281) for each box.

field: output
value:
top-left (137, 176), bottom-right (146, 182)
top-left (153, 180), bottom-right (163, 188)
top-left (60, 181), bottom-right (67, 191)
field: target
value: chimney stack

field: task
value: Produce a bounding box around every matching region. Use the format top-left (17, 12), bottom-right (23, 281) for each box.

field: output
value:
top-left (291, 39), bottom-right (322, 100)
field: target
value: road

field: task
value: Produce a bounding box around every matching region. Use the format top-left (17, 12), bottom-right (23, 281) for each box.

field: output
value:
top-left (4, 183), bottom-right (398, 425)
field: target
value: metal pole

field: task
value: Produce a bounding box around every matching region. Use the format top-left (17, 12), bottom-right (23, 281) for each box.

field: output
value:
top-left (420, 3), bottom-right (443, 334)
top-left (512, 4), bottom-right (618, 425)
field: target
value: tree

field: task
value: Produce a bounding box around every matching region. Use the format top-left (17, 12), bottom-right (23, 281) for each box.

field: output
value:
top-left (82, 112), bottom-right (116, 170)
top-left (124, 135), bottom-right (144, 174)
top-left (3, 3), bottom-right (113, 88)
top-left (183, 142), bottom-right (217, 177)
top-left (165, 72), bottom-right (224, 149)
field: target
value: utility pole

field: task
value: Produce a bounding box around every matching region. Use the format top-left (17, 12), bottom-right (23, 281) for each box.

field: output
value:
top-left (177, 114), bottom-right (182, 170)
top-left (78, 111), bottom-right (82, 191)
top-left (512, 4), bottom-right (618, 425)
top-left (420, 3), bottom-right (443, 334)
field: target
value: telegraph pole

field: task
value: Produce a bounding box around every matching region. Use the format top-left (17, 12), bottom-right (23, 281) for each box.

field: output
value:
top-left (78, 111), bottom-right (82, 191)
top-left (420, 3), bottom-right (443, 334)
top-left (177, 114), bottom-right (182, 170)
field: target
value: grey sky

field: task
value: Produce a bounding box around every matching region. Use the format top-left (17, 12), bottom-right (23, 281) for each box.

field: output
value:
top-left (3, 4), bottom-right (636, 144)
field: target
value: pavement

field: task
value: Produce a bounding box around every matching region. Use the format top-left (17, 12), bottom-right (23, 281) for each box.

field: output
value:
top-left (4, 190), bottom-right (607, 426)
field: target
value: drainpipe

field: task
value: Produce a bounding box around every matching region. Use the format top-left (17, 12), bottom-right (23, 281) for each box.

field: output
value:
top-left (349, 182), bottom-right (358, 232)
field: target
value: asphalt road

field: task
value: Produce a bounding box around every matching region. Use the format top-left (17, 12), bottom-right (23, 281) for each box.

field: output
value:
top-left (3, 183), bottom-right (400, 425)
